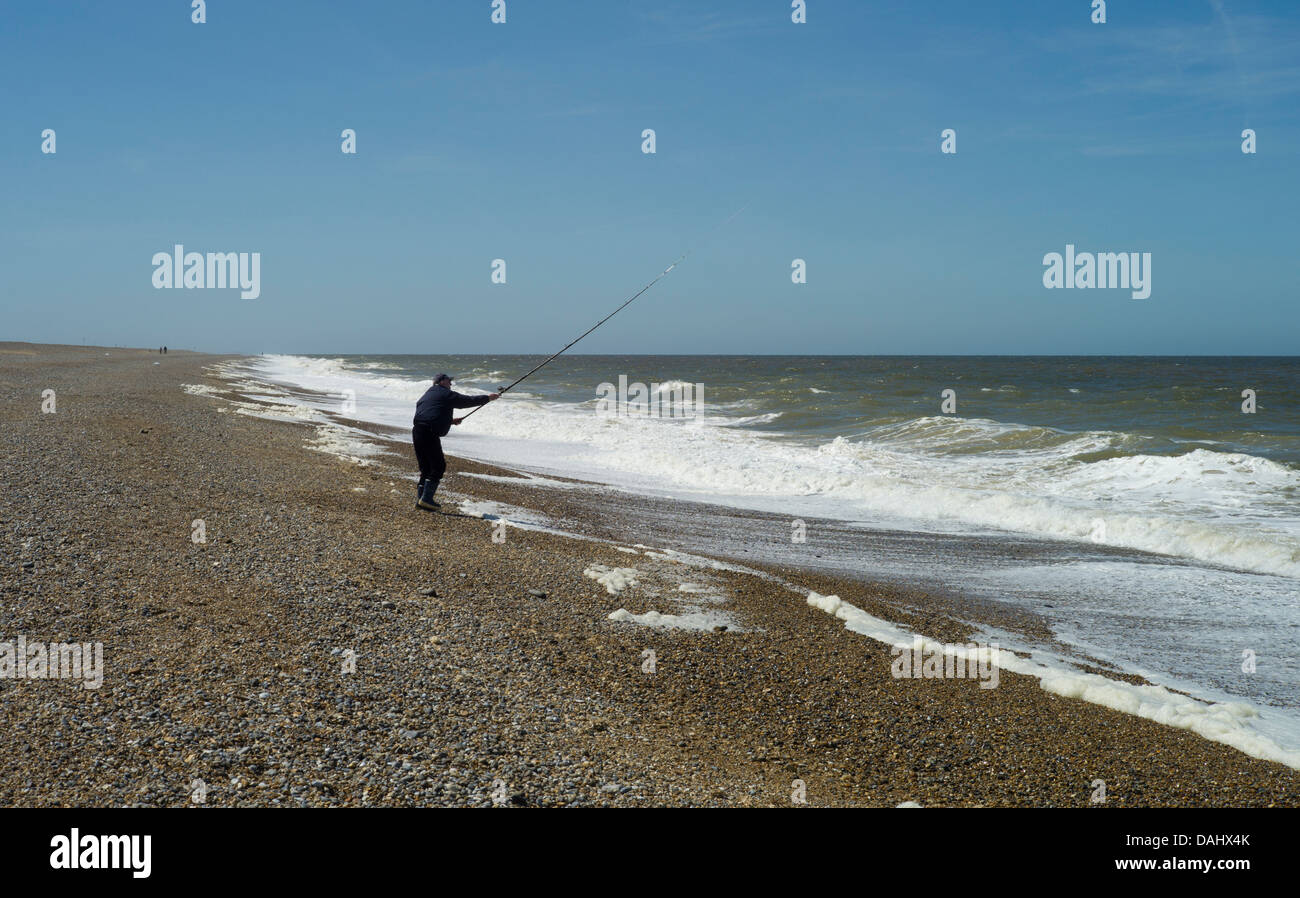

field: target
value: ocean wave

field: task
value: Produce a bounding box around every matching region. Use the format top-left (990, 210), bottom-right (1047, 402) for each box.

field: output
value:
top-left (232, 355), bottom-right (1300, 579)
top-left (649, 379), bottom-right (696, 394)
top-left (709, 412), bottom-right (783, 427)
top-left (458, 369), bottom-right (510, 383)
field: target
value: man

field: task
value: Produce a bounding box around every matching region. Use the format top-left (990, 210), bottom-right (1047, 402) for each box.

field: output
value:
top-left (412, 374), bottom-right (499, 510)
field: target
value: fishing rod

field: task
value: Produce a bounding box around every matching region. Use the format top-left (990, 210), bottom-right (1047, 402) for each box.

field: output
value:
top-left (457, 201), bottom-right (750, 421)
top-left (457, 252), bottom-right (688, 421)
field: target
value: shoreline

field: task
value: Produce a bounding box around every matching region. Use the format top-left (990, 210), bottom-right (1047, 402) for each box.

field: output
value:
top-left (240, 353), bottom-right (1300, 758)
top-left (2, 342), bottom-right (1297, 806)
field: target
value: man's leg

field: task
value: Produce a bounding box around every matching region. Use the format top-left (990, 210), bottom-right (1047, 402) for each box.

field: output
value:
top-left (413, 426), bottom-right (436, 508)
top-left (428, 437), bottom-right (447, 497)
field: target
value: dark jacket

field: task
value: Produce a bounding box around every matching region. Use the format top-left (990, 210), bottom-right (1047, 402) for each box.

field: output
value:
top-left (413, 384), bottom-right (491, 436)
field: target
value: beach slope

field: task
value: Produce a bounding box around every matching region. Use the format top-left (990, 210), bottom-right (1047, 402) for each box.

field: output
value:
top-left (0, 343), bottom-right (1295, 807)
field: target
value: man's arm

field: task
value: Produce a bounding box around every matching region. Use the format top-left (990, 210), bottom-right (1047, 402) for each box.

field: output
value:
top-left (450, 391), bottom-right (501, 412)
top-left (451, 391), bottom-right (491, 409)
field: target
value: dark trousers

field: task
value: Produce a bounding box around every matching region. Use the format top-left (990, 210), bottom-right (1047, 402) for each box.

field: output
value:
top-left (412, 425), bottom-right (446, 493)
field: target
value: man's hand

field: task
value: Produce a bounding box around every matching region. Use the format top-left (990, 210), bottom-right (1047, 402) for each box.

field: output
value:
top-left (488, 393), bottom-right (501, 400)
top-left (452, 417), bottom-right (463, 426)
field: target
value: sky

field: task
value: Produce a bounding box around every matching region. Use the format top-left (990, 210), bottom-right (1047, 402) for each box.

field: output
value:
top-left (1, 0), bottom-right (1297, 355)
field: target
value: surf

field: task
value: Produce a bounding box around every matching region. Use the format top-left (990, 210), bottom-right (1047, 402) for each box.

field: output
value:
top-left (239, 354), bottom-right (1300, 580)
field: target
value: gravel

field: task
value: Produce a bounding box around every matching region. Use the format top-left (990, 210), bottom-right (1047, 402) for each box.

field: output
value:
top-left (0, 342), bottom-right (1296, 807)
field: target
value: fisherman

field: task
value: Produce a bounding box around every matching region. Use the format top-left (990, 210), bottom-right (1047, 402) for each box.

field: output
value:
top-left (413, 374), bottom-right (499, 510)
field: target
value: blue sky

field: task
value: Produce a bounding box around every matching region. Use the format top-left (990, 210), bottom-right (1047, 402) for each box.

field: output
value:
top-left (1, 0), bottom-right (1296, 355)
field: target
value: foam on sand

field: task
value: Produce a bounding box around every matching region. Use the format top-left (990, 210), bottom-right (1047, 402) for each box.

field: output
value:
top-left (584, 565), bottom-right (640, 595)
top-left (455, 498), bottom-right (563, 535)
top-left (459, 499), bottom-right (506, 519)
top-left (600, 555), bottom-right (746, 631)
top-left (182, 383), bottom-right (224, 397)
top-left (805, 591), bottom-right (1300, 770)
top-left (305, 425), bottom-right (387, 465)
top-left (233, 402), bottom-right (322, 423)
top-left (608, 608), bottom-right (736, 631)
top-left (185, 370), bottom-right (396, 467)
top-left (633, 545), bottom-right (755, 574)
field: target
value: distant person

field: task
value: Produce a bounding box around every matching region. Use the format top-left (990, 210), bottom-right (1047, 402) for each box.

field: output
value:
top-left (412, 374), bottom-right (498, 510)
top-left (163, 346), bottom-right (168, 354)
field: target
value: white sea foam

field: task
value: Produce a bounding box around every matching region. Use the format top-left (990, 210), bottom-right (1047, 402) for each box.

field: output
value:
top-left (651, 380), bottom-right (695, 395)
top-left (458, 499), bottom-right (503, 518)
top-left (306, 425), bottom-right (384, 464)
top-left (455, 498), bottom-right (554, 531)
top-left (805, 591), bottom-right (1300, 770)
top-left (584, 565), bottom-right (641, 595)
top-left (607, 608), bottom-right (735, 631)
top-left (715, 412), bottom-right (783, 426)
top-left (233, 402), bottom-right (322, 423)
top-left (182, 383), bottom-right (224, 397)
top-left (236, 355), bottom-right (1300, 579)
top-left (633, 546), bottom-right (755, 574)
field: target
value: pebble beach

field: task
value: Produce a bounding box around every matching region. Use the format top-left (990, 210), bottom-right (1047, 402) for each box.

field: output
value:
top-left (2, 342), bottom-right (1297, 807)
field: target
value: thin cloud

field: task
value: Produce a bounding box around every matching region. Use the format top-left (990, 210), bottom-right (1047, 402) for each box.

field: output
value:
top-left (1071, 14), bottom-right (1300, 106)
top-left (633, 5), bottom-right (778, 44)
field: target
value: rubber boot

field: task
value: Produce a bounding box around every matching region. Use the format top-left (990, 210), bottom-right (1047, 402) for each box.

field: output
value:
top-left (416, 477), bottom-right (426, 507)
top-left (417, 478), bottom-right (441, 511)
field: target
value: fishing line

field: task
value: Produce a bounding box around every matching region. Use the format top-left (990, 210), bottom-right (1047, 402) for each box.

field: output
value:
top-left (458, 201), bottom-right (751, 421)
